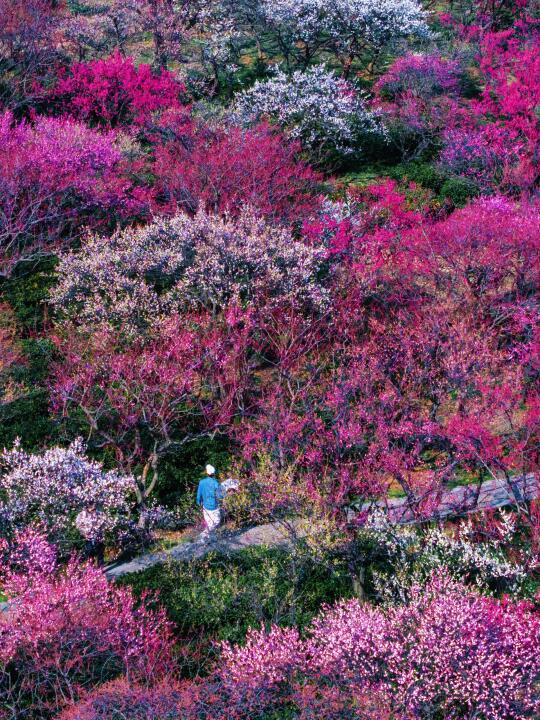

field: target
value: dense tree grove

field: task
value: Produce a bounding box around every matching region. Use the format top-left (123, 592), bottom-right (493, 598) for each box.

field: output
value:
top-left (0, 0), bottom-right (539, 718)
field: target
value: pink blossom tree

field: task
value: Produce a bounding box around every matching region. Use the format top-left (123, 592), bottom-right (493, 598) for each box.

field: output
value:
top-left (218, 574), bottom-right (540, 719)
top-left (0, 112), bottom-right (147, 277)
top-left (51, 52), bottom-right (185, 129)
top-left (0, 528), bottom-right (174, 719)
top-left (51, 311), bottom-right (256, 509)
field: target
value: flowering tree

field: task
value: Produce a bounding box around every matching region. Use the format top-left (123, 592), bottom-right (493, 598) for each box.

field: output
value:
top-left (0, 528), bottom-right (174, 719)
top-left (238, 190), bottom-right (540, 518)
top-left (51, 311), bottom-right (256, 508)
top-left (235, 65), bottom-right (383, 164)
top-left (355, 515), bottom-right (527, 604)
top-left (218, 574), bottom-right (540, 719)
top-left (260, 0), bottom-right (430, 74)
top-left (51, 52), bottom-right (185, 128)
top-left (149, 118), bottom-right (323, 223)
top-left (0, 0), bottom-right (65, 110)
top-left (375, 52), bottom-right (464, 159)
top-left (0, 439), bottom-right (136, 551)
top-left (52, 208), bottom-right (327, 330)
top-left (0, 112), bottom-right (144, 277)
top-left (439, 20), bottom-right (540, 194)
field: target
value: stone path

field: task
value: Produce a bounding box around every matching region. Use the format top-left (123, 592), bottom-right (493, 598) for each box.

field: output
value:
top-left (105, 518), bottom-right (302, 579)
top-left (105, 474), bottom-right (539, 580)
top-left (357, 474), bottom-right (539, 524)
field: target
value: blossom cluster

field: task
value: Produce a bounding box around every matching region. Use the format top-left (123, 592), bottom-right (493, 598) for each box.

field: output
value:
top-left (0, 439), bottom-right (135, 548)
top-left (357, 514), bottom-right (527, 605)
top-left (0, 110), bottom-right (140, 274)
top-left (52, 208), bottom-right (328, 330)
top-left (221, 574), bottom-right (540, 719)
top-left (0, 529), bottom-right (174, 719)
top-left (235, 65), bottom-right (383, 161)
top-left (51, 52), bottom-right (185, 128)
top-left (261, 0), bottom-right (430, 52)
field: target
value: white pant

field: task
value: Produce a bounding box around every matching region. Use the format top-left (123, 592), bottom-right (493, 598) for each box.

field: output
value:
top-left (202, 507), bottom-right (221, 537)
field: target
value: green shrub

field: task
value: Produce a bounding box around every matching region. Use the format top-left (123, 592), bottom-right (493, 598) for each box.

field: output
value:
top-left (389, 162), bottom-right (446, 192)
top-left (0, 338), bottom-right (58, 451)
top-left (1, 256), bottom-right (57, 330)
top-left (120, 545), bottom-right (352, 675)
top-left (439, 176), bottom-right (479, 207)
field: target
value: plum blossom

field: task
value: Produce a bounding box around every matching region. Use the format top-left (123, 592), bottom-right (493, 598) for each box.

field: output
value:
top-left (0, 439), bottom-right (136, 548)
top-left (52, 208), bottom-right (329, 330)
top-left (235, 65), bottom-right (383, 161)
top-left (261, 0), bottom-right (430, 65)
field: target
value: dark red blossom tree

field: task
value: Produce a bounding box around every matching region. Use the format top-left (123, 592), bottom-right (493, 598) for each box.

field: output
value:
top-left (51, 310), bottom-right (256, 507)
top-left (51, 52), bottom-right (185, 129)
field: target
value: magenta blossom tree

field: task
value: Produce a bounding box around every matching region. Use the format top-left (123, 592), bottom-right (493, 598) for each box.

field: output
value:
top-left (0, 112), bottom-right (147, 277)
top-left (51, 52), bottom-right (185, 129)
top-left (0, 528), bottom-right (175, 720)
top-left (219, 574), bottom-right (540, 719)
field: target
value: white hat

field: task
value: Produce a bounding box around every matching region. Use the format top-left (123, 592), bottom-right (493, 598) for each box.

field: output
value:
top-left (206, 464), bottom-right (215, 475)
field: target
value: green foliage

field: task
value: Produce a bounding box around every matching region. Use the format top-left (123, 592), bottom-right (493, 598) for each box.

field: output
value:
top-left (1, 256), bottom-right (57, 330)
top-left (439, 176), bottom-right (479, 207)
top-left (389, 162), bottom-right (479, 207)
top-left (389, 161), bottom-right (446, 192)
top-left (120, 545), bottom-right (352, 675)
top-left (0, 258), bottom-right (59, 451)
top-left (0, 338), bottom-right (58, 451)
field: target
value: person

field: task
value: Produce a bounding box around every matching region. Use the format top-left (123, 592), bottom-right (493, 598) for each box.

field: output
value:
top-left (75, 502), bottom-right (106, 565)
top-left (196, 464), bottom-right (222, 541)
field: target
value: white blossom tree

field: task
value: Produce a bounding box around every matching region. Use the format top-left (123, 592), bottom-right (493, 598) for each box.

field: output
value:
top-left (235, 65), bottom-right (383, 163)
top-left (51, 208), bottom-right (328, 330)
top-left (259, 0), bottom-right (431, 74)
top-left (0, 439), bottom-right (136, 551)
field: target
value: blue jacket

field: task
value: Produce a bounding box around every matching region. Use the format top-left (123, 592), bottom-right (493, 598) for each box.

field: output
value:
top-left (196, 476), bottom-right (222, 510)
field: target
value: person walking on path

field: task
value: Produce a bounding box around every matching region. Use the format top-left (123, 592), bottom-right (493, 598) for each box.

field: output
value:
top-left (196, 464), bottom-right (222, 541)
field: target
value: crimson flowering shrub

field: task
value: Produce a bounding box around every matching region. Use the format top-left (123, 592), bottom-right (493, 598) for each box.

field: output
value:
top-left (150, 118), bottom-right (324, 223)
top-left (0, 111), bottom-right (145, 276)
top-left (375, 52), bottom-right (464, 159)
top-left (0, 439), bottom-right (136, 552)
top-left (0, 528), bottom-right (174, 720)
top-left (219, 575), bottom-right (540, 719)
top-left (51, 52), bottom-right (185, 129)
top-left (440, 19), bottom-right (540, 194)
